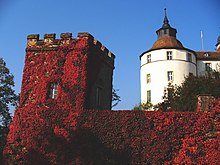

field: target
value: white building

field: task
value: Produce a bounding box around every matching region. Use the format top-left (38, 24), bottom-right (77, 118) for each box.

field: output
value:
top-left (140, 9), bottom-right (220, 107)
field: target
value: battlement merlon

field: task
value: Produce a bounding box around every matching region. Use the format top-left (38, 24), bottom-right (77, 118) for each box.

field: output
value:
top-left (26, 32), bottom-right (115, 60)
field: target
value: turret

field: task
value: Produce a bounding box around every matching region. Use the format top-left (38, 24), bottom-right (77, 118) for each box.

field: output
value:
top-left (156, 8), bottom-right (177, 39)
top-left (140, 9), bottom-right (196, 108)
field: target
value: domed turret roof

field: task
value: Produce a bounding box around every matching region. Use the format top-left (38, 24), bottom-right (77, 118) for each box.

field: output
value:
top-left (149, 9), bottom-right (185, 51)
top-left (140, 9), bottom-right (194, 59)
top-left (150, 36), bottom-right (184, 50)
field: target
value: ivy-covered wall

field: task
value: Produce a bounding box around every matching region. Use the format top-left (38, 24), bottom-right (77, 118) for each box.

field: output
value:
top-left (3, 102), bottom-right (219, 164)
top-left (2, 32), bottom-right (219, 164)
top-left (20, 32), bottom-right (114, 110)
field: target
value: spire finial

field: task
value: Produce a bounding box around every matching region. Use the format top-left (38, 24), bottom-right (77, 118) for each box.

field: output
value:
top-left (163, 8), bottom-right (170, 28)
top-left (156, 7), bottom-right (177, 38)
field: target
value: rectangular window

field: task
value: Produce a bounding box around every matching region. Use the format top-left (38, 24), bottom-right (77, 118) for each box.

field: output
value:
top-left (164, 29), bottom-right (167, 34)
top-left (96, 87), bottom-right (102, 107)
top-left (205, 63), bottom-right (212, 71)
top-left (167, 71), bottom-right (173, 81)
top-left (187, 53), bottom-right (192, 62)
top-left (147, 90), bottom-right (151, 102)
top-left (147, 55), bottom-right (151, 63)
top-left (49, 83), bottom-right (58, 99)
top-left (167, 51), bottom-right (172, 60)
top-left (146, 74), bottom-right (151, 83)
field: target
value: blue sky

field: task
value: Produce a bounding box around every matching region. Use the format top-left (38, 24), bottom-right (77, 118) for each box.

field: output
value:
top-left (0, 0), bottom-right (219, 111)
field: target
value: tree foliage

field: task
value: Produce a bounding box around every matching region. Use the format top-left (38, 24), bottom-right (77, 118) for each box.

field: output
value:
top-left (0, 58), bottom-right (18, 162)
top-left (132, 102), bottom-right (153, 110)
top-left (155, 72), bottom-right (220, 112)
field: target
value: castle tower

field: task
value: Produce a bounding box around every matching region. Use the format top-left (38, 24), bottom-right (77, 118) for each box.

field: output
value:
top-left (20, 32), bottom-right (115, 110)
top-left (140, 9), bottom-right (196, 108)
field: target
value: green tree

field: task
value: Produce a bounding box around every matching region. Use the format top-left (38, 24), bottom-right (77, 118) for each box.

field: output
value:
top-left (0, 58), bottom-right (18, 161)
top-left (155, 72), bottom-right (220, 112)
top-left (132, 102), bottom-right (153, 110)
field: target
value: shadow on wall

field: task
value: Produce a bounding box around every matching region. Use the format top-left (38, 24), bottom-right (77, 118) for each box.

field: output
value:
top-left (2, 106), bottom-right (132, 164)
top-left (3, 104), bottom-right (219, 164)
top-left (22, 129), bottom-right (131, 165)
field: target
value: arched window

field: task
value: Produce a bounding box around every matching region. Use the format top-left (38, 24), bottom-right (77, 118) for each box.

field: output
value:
top-left (49, 83), bottom-right (58, 99)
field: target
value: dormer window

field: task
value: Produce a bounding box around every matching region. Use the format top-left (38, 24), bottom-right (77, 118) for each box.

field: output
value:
top-left (167, 51), bottom-right (172, 60)
top-left (49, 83), bottom-right (58, 99)
top-left (204, 53), bottom-right (209, 57)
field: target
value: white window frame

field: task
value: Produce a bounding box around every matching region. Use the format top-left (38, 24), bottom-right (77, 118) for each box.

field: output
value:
top-left (167, 51), bottom-right (172, 60)
top-left (147, 55), bottom-right (151, 63)
top-left (167, 71), bottom-right (173, 81)
top-left (146, 74), bottom-right (151, 84)
top-left (147, 90), bottom-right (151, 102)
top-left (49, 83), bottom-right (58, 99)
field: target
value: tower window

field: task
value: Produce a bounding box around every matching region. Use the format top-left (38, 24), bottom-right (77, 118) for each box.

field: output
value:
top-left (147, 55), bottom-right (151, 63)
top-left (146, 74), bottom-right (151, 83)
top-left (187, 53), bottom-right (192, 62)
top-left (205, 63), bottom-right (212, 71)
top-left (167, 71), bottom-right (173, 81)
top-left (167, 51), bottom-right (172, 60)
top-left (147, 90), bottom-right (151, 102)
top-left (96, 87), bottom-right (102, 107)
top-left (49, 83), bottom-right (58, 99)
top-left (164, 29), bottom-right (167, 34)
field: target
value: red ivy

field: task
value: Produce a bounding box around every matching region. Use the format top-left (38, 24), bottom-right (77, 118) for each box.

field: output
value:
top-left (20, 36), bottom-right (90, 111)
top-left (2, 34), bottom-right (219, 164)
top-left (3, 107), bottom-right (219, 164)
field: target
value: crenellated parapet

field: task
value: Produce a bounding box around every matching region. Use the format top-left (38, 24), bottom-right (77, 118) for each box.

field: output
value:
top-left (27, 32), bottom-right (115, 63)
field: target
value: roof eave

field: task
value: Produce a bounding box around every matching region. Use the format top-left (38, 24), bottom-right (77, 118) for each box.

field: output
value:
top-left (139, 47), bottom-right (195, 60)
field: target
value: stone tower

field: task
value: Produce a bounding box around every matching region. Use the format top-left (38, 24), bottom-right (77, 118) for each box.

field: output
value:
top-left (20, 32), bottom-right (115, 110)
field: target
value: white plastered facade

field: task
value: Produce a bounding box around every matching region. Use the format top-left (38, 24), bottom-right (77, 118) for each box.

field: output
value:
top-left (140, 49), bottom-right (197, 106)
top-left (197, 60), bottom-right (220, 76)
